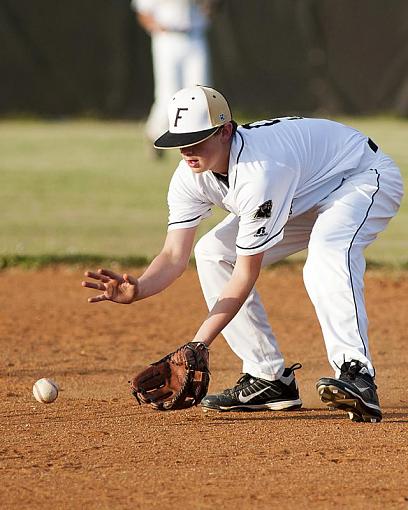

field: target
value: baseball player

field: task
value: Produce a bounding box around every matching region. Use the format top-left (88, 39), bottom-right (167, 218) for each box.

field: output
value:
top-left (131, 0), bottom-right (214, 155)
top-left (82, 85), bottom-right (403, 423)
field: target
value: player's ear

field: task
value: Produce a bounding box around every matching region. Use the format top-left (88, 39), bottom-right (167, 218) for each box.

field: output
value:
top-left (220, 122), bottom-right (233, 141)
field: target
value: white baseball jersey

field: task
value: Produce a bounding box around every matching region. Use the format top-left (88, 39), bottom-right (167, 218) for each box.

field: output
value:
top-left (131, 0), bottom-right (209, 33)
top-left (167, 117), bottom-right (379, 255)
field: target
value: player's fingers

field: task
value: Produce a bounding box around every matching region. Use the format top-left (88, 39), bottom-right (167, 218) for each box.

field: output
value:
top-left (98, 268), bottom-right (123, 281)
top-left (88, 294), bottom-right (108, 303)
top-left (84, 271), bottom-right (110, 282)
top-left (123, 273), bottom-right (137, 285)
top-left (81, 281), bottom-right (106, 291)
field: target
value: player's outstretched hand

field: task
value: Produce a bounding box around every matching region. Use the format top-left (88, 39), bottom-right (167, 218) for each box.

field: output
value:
top-left (81, 268), bottom-right (138, 304)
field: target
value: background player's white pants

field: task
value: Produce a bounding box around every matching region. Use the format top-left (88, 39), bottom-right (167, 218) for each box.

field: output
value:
top-left (146, 31), bottom-right (210, 141)
top-left (194, 153), bottom-right (403, 380)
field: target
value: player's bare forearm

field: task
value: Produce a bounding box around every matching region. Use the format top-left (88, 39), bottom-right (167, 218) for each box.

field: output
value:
top-left (136, 227), bottom-right (197, 300)
top-left (192, 252), bottom-right (264, 345)
top-left (136, 253), bottom-right (186, 299)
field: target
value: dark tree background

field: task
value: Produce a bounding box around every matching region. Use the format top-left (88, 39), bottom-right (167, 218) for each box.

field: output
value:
top-left (1, 0), bottom-right (407, 118)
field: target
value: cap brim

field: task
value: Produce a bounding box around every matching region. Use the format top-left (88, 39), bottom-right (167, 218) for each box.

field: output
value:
top-left (154, 126), bottom-right (219, 149)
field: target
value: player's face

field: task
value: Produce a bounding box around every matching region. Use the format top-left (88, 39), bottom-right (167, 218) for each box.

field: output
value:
top-left (179, 124), bottom-right (233, 174)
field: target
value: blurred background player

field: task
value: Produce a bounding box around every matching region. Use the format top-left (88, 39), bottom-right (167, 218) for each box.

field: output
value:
top-left (131, 0), bottom-right (218, 158)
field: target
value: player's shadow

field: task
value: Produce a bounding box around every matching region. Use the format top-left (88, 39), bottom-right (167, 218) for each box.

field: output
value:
top-left (200, 407), bottom-right (408, 423)
top-left (380, 410), bottom-right (408, 423)
top-left (201, 408), bottom-right (337, 422)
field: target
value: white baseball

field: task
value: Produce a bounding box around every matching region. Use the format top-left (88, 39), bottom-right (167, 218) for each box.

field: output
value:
top-left (33, 378), bottom-right (59, 404)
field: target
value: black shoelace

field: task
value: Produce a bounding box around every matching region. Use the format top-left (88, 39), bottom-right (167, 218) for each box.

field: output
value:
top-left (224, 374), bottom-right (253, 395)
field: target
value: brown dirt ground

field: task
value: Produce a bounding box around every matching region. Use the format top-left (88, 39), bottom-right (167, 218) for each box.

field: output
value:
top-left (0, 266), bottom-right (408, 510)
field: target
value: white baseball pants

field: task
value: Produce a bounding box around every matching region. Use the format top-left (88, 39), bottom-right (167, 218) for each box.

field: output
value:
top-left (146, 31), bottom-right (210, 141)
top-left (194, 153), bottom-right (403, 379)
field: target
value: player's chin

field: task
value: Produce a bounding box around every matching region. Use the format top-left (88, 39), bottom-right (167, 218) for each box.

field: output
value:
top-left (190, 166), bottom-right (208, 174)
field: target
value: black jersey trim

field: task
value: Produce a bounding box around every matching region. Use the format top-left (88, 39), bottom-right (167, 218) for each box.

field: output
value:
top-left (347, 169), bottom-right (380, 358)
top-left (236, 225), bottom-right (285, 251)
top-left (214, 171), bottom-right (229, 188)
top-left (233, 131), bottom-right (245, 188)
top-left (168, 212), bottom-right (206, 227)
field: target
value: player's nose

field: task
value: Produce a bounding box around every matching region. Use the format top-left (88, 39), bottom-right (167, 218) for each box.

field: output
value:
top-left (180, 146), bottom-right (193, 156)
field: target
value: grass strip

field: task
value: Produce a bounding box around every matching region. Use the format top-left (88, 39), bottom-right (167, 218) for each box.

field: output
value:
top-left (1, 254), bottom-right (407, 271)
top-left (0, 254), bottom-right (150, 270)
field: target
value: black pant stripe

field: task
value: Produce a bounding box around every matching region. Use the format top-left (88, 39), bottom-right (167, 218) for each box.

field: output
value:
top-left (347, 169), bottom-right (380, 357)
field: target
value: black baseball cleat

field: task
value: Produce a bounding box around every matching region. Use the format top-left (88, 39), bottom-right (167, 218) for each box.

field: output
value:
top-left (316, 360), bottom-right (382, 423)
top-left (200, 363), bottom-right (302, 412)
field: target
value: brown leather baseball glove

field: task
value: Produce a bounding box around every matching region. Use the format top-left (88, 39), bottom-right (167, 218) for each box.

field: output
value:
top-left (130, 342), bottom-right (210, 410)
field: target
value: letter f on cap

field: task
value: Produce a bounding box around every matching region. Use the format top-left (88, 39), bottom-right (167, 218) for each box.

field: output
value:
top-left (174, 108), bottom-right (188, 128)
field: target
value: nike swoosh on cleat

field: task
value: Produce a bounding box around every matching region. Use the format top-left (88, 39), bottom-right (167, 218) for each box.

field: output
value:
top-left (238, 387), bottom-right (269, 403)
top-left (357, 386), bottom-right (372, 393)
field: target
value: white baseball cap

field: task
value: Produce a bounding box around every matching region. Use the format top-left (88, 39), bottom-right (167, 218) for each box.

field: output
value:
top-left (154, 85), bottom-right (232, 149)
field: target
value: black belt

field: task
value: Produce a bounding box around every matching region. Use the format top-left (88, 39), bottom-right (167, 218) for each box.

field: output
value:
top-left (368, 138), bottom-right (378, 153)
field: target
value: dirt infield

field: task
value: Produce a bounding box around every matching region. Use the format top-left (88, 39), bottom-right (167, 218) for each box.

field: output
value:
top-left (1, 267), bottom-right (408, 510)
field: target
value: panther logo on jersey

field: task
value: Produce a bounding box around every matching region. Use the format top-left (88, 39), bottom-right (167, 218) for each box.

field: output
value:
top-left (253, 200), bottom-right (273, 219)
